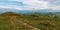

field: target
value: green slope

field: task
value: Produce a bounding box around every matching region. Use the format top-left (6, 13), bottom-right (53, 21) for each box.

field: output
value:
top-left (0, 12), bottom-right (60, 30)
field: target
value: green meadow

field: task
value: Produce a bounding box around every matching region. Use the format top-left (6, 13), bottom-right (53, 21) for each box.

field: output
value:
top-left (0, 12), bottom-right (60, 30)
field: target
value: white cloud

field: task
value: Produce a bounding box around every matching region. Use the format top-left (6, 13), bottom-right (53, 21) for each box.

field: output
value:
top-left (0, 5), bottom-right (25, 10)
top-left (50, 6), bottom-right (60, 10)
top-left (0, 0), bottom-right (60, 10)
top-left (14, 0), bottom-right (49, 10)
top-left (15, 0), bottom-right (60, 10)
top-left (0, 6), bottom-right (9, 8)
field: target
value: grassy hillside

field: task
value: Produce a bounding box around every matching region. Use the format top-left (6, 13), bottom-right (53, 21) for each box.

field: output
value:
top-left (0, 12), bottom-right (60, 30)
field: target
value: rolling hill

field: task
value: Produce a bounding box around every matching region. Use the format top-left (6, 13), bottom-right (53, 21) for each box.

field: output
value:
top-left (0, 12), bottom-right (60, 30)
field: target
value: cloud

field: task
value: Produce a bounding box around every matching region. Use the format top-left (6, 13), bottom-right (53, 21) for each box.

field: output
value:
top-left (0, 0), bottom-right (60, 10)
top-left (16, 0), bottom-right (49, 10)
top-left (13, 0), bottom-right (60, 10)
top-left (0, 5), bottom-right (33, 10)
top-left (49, 6), bottom-right (60, 10)
top-left (0, 5), bottom-right (25, 10)
top-left (0, 0), bottom-right (49, 10)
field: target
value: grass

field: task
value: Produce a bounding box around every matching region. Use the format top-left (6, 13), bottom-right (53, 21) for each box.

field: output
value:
top-left (18, 14), bottom-right (60, 30)
top-left (0, 12), bottom-right (60, 30)
top-left (0, 16), bottom-right (10, 30)
top-left (16, 23), bottom-right (32, 30)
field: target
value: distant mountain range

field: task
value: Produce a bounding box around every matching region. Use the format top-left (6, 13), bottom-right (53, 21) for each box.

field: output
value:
top-left (0, 8), bottom-right (33, 14)
top-left (0, 8), bottom-right (60, 14)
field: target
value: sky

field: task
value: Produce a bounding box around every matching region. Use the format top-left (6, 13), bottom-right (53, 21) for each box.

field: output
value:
top-left (0, 0), bottom-right (60, 10)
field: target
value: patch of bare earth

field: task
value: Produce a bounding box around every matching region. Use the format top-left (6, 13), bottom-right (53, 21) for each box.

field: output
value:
top-left (9, 16), bottom-right (16, 30)
top-left (9, 16), bottom-right (40, 30)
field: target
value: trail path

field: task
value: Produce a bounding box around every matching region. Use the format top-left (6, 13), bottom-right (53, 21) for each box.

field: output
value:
top-left (10, 16), bottom-right (40, 30)
top-left (9, 16), bottom-right (16, 30)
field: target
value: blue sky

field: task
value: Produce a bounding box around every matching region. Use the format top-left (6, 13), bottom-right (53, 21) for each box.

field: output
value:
top-left (0, 0), bottom-right (60, 10)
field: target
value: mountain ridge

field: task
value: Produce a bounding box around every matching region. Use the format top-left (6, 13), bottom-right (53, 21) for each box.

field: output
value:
top-left (0, 8), bottom-right (60, 14)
